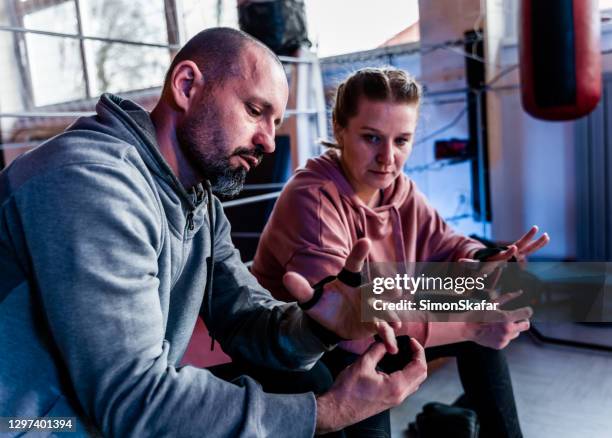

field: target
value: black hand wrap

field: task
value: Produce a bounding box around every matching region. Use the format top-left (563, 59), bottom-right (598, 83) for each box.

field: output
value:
top-left (473, 246), bottom-right (517, 262)
top-left (337, 268), bottom-right (362, 287)
top-left (298, 275), bottom-right (336, 310)
top-left (298, 268), bottom-right (363, 311)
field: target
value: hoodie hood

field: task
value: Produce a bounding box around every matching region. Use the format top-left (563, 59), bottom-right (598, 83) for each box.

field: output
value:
top-left (300, 150), bottom-right (412, 213)
top-left (68, 93), bottom-right (202, 211)
top-left (298, 150), bottom-right (413, 268)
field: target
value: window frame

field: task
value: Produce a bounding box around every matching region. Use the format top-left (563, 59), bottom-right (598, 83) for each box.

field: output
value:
top-left (9, 0), bottom-right (181, 108)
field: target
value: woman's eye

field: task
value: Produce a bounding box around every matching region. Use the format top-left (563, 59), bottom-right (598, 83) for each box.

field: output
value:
top-left (247, 104), bottom-right (261, 117)
top-left (363, 134), bottom-right (381, 144)
top-left (395, 138), bottom-right (410, 147)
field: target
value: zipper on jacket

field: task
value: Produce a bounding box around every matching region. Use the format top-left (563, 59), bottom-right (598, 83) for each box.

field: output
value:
top-left (186, 212), bottom-right (195, 231)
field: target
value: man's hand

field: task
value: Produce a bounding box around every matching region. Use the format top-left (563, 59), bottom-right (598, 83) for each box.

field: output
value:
top-left (315, 339), bottom-right (427, 434)
top-left (461, 291), bottom-right (532, 349)
top-left (283, 238), bottom-right (402, 353)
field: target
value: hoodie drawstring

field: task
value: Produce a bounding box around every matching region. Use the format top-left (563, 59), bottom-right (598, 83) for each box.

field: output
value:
top-left (203, 180), bottom-right (216, 350)
top-left (392, 206), bottom-right (410, 274)
top-left (357, 204), bottom-right (408, 279)
top-left (357, 207), bottom-right (373, 281)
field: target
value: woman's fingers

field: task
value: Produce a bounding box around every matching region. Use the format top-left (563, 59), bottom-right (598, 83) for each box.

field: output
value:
top-left (520, 233), bottom-right (550, 255)
top-left (511, 226), bottom-right (550, 260)
top-left (514, 319), bottom-right (531, 333)
top-left (486, 245), bottom-right (518, 261)
top-left (492, 289), bottom-right (523, 306)
top-left (374, 321), bottom-right (398, 354)
top-left (344, 238), bottom-right (371, 273)
top-left (502, 306), bottom-right (533, 323)
top-left (282, 271), bottom-right (315, 303)
top-left (513, 225), bottom-right (538, 249)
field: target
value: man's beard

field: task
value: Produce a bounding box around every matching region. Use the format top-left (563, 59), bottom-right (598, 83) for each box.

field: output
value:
top-left (176, 100), bottom-right (262, 197)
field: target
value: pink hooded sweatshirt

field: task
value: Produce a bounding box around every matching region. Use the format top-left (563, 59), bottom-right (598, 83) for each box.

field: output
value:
top-left (252, 150), bottom-right (484, 352)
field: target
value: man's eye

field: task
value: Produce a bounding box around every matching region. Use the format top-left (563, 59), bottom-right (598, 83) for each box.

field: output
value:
top-left (247, 104), bottom-right (261, 117)
top-left (395, 138), bottom-right (410, 147)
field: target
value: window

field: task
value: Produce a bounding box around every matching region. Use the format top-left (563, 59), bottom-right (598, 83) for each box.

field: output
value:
top-left (181, 0), bottom-right (238, 40)
top-left (80, 0), bottom-right (171, 95)
top-left (10, 0), bottom-right (177, 106)
top-left (22, 1), bottom-right (85, 105)
top-left (304, 0), bottom-right (419, 57)
top-left (602, 0), bottom-right (612, 11)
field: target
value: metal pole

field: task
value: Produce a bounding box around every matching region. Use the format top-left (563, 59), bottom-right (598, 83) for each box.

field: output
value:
top-left (4, 2), bottom-right (34, 109)
top-left (163, 0), bottom-right (180, 56)
top-left (73, 0), bottom-right (91, 99)
top-left (474, 89), bottom-right (488, 238)
top-left (0, 101), bottom-right (5, 169)
top-left (0, 108), bottom-right (321, 119)
top-left (241, 183), bottom-right (286, 191)
top-left (284, 108), bottom-right (318, 117)
top-left (0, 111), bottom-right (93, 118)
top-left (0, 25), bottom-right (180, 49)
top-left (278, 55), bottom-right (316, 64)
top-left (221, 191), bottom-right (282, 208)
top-left (0, 28), bottom-right (324, 64)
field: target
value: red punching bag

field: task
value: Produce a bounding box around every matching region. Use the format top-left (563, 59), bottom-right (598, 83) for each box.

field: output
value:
top-left (519, 0), bottom-right (602, 121)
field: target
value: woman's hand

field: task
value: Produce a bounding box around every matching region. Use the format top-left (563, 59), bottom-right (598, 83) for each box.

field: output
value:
top-left (283, 238), bottom-right (403, 354)
top-left (463, 317), bottom-right (531, 349)
top-left (483, 225), bottom-right (550, 263)
top-left (460, 291), bottom-right (533, 349)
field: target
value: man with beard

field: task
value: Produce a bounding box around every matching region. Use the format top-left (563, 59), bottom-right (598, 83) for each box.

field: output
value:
top-left (0, 27), bottom-right (427, 437)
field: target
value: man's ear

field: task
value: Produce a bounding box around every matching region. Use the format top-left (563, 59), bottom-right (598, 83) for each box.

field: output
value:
top-left (169, 60), bottom-right (204, 113)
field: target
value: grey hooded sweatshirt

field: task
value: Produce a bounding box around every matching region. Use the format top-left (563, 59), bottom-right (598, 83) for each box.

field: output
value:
top-left (0, 94), bottom-right (335, 437)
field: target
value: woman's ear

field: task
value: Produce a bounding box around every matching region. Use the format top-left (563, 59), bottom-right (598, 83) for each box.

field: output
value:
top-left (333, 122), bottom-right (345, 149)
top-left (169, 60), bottom-right (204, 113)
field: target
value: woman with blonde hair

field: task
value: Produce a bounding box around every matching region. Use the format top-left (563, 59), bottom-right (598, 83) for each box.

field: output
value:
top-left (253, 67), bottom-right (549, 437)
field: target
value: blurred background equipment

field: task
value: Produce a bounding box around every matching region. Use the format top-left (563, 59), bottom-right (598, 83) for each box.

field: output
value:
top-left (519, 0), bottom-right (602, 120)
top-left (237, 0), bottom-right (311, 56)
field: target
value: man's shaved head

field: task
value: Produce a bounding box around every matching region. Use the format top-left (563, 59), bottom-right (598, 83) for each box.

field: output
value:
top-left (163, 27), bottom-right (282, 93)
top-left (153, 26), bottom-right (288, 194)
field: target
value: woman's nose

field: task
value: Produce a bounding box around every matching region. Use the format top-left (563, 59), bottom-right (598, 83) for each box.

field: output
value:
top-left (377, 141), bottom-right (394, 166)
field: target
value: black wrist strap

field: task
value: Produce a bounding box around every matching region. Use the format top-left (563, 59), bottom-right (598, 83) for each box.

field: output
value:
top-left (473, 246), bottom-right (512, 261)
top-left (337, 268), bottom-right (362, 287)
top-left (298, 270), bottom-right (362, 345)
top-left (298, 267), bottom-right (364, 311)
top-left (298, 275), bottom-right (336, 310)
top-left (305, 314), bottom-right (346, 345)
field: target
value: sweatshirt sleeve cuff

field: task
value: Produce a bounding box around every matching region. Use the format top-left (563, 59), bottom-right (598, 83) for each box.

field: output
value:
top-left (304, 314), bottom-right (343, 348)
top-left (260, 390), bottom-right (317, 437)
